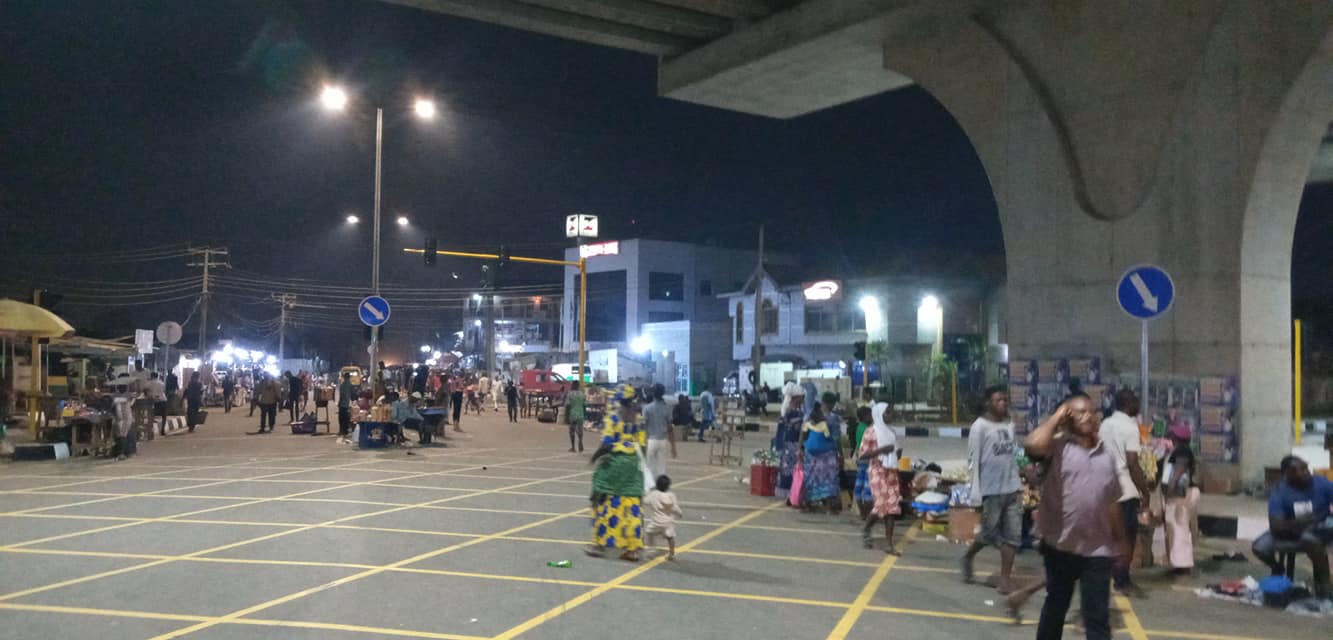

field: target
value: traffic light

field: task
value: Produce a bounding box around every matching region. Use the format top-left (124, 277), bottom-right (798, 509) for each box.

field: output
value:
top-left (423, 237), bottom-right (438, 266)
top-left (495, 245), bottom-right (509, 287)
top-left (853, 340), bottom-right (866, 360)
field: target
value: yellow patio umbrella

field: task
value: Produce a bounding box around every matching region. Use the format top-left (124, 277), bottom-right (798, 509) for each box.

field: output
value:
top-left (0, 298), bottom-right (75, 338)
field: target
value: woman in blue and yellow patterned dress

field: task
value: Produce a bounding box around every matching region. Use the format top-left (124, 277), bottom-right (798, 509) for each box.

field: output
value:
top-left (585, 384), bottom-right (646, 561)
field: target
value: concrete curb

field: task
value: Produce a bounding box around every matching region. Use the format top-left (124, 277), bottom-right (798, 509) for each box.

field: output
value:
top-left (894, 426), bottom-right (970, 439)
top-left (1198, 513), bottom-right (1268, 542)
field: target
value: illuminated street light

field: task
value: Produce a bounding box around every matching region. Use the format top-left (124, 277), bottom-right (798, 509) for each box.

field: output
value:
top-left (433, 351), bottom-right (443, 359)
top-left (413, 98), bottom-right (436, 120)
top-left (920, 294), bottom-right (940, 313)
top-left (318, 83), bottom-right (437, 381)
top-left (345, 214), bottom-right (360, 224)
top-left (630, 336), bottom-right (652, 354)
top-left (320, 85), bottom-right (348, 111)
top-left (420, 345), bottom-right (431, 353)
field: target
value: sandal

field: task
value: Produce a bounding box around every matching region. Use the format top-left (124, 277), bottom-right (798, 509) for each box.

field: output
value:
top-left (583, 545), bottom-right (605, 558)
top-left (619, 551), bottom-right (640, 562)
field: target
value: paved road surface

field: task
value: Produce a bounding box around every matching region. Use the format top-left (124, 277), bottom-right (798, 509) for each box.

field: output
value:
top-left (0, 405), bottom-right (1321, 639)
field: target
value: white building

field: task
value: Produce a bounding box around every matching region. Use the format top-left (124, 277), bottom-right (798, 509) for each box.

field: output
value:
top-left (560, 238), bottom-right (795, 392)
top-left (721, 266), bottom-right (1002, 397)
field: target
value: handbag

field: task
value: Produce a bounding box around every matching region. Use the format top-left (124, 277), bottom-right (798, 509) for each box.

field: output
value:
top-left (788, 464), bottom-right (805, 507)
top-left (633, 443), bottom-right (655, 495)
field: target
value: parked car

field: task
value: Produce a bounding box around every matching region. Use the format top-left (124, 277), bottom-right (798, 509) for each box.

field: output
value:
top-left (519, 369), bottom-right (572, 396)
top-left (338, 366), bottom-right (363, 387)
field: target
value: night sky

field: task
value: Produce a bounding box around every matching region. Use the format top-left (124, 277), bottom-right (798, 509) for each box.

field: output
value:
top-left (1, 0), bottom-right (1328, 362)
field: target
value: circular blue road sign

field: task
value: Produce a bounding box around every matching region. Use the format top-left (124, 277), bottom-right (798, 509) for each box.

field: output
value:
top-left (358, 296), bottom-right (391, 327)
top-left (1116, 265), bottom-right (1174, 319)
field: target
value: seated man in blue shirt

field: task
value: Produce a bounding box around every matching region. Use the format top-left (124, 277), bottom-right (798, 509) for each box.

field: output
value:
top-left (391, 392), bottom-right (426, 444)
top-left (1252, 455), bottom-right (1333, 597)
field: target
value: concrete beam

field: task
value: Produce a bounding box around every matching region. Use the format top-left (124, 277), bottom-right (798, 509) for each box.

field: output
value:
top-left (658, 0), bottom-right (936, 117)
top-left (384, 0), bottom-right (700, 55)
top-left (516, 0), bottom-right (734, 40)
top-left (649, 0), bottom-right (774, 19)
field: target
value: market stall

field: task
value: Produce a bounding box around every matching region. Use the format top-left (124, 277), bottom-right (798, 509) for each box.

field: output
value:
top-left (0, 298), bottom-right (76, 428)
top-left (44, 399), bottom-right (116, 457)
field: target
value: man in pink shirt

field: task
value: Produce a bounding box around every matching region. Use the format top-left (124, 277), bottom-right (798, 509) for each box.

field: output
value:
top-left (1024, 393), bottom-right (1127, 640)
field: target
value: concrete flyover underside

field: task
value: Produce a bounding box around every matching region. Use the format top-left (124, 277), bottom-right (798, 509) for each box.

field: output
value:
top-left (659, 0), bottom-right (1333, 485)
top-left (385, 0), bottom-right (1333, 484)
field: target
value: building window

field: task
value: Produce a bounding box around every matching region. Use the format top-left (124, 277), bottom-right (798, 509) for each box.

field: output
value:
top-left (699, 279), bottom-right (713, 296)
top-left (760, 299), bottom-right (778, 335)
top-left (573, 270), bottom-right (627, 342)
top-left (735, 303), bottom-right (744, 344)
top-left (840, 306), bottom-right (867, 332)
top-left (648, 311), bottom-right (684, 323)
top-left (804, 303), bottom-right (837, 333)
top-left (649, 272), bottom-right (685, 301)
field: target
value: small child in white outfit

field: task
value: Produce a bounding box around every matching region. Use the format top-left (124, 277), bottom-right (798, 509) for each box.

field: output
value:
top-left (644, 475), bottom-right (684, 560)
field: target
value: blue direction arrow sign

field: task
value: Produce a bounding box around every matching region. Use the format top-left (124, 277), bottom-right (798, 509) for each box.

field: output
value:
top-left (1116, 265), bottom-right (1174, 319)
top-left (358, 296), bottom-right (391, 327)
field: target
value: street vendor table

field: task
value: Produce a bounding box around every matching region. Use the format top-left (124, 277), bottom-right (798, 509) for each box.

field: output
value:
top-left (357, 421), bottom-right (401, 449)
top-left (41, 412), bottom-right (115, 457)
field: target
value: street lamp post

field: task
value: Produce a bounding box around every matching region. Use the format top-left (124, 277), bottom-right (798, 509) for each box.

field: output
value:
top-left (321, 85), bottom-right (433, 386)
top-left (370, 106), bottom-right (383, 386)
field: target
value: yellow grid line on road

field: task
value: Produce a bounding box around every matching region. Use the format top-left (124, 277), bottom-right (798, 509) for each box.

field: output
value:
top-left (490, 501), bottom-right (785, 640)
top-left (2, 586), bottom-right (1268, 640)
top-left (0, 451), bottom-right (357, 493)
top-left (139, 468), bottom-right (737, 640)
top-left (863, 603), bottom-right (1016, 625)
top-left (825, 527), bottom-right (919, 639)
top-left (0, 603), bottom-right (488, 640)
top-left (1142, 631), bottom-right (1278, 640)
top-left (0, 460), bottom-right (386, 547)
top-left (0, 450), bottom-right (574, 546)
top-left (1113, 593), bottom-right (1151, 640)
top-left (2, 499), bottom-right (870, 555)
top-left (0, 525), bottom-right (1292, 640)
top-left (0, 453), bottom-right (581, 601)
top-left (1, 526), bottom-right (881, 571)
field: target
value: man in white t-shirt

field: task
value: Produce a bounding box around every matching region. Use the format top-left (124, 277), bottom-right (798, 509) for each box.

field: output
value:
top-left (961, 385), bottom-right (1023, 593)
top-left (477, 375), bottom-right (492, 412)
top-left (1100, 388), bottom-right (1152, 594)
top-left (144, 372), bottom-right (169, 435)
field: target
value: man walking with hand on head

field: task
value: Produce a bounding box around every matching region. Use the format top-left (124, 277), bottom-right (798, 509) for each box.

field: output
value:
top-left (961, 385), bottom-right (1023, 594)
top-left (1025, 393), bottom-right (1127, 640)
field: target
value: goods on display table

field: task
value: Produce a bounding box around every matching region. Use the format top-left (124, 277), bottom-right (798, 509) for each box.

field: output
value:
top-left (357, 421), bottom-right (400, 448)
top-left (41, 399), bottom-right (116, 457)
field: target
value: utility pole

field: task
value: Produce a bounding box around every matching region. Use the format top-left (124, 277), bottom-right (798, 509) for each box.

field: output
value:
top-left (751, 225), bottom-right (764, 392)
top-left (273, 293), bottom-right (296, 365)
top-left (485, 294), bottom-right (497, 374)
top-left (188, 246), bottom-right (229, 355)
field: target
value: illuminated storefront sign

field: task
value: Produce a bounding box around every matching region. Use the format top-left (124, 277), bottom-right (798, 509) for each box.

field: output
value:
top-left (579, 241), bottom-right (620, 258)
top-left (802, 280), bottom-right (842, 301)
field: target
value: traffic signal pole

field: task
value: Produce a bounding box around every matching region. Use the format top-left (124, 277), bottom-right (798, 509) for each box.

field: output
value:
top-left (404, 247), bottom-right (587, 386)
